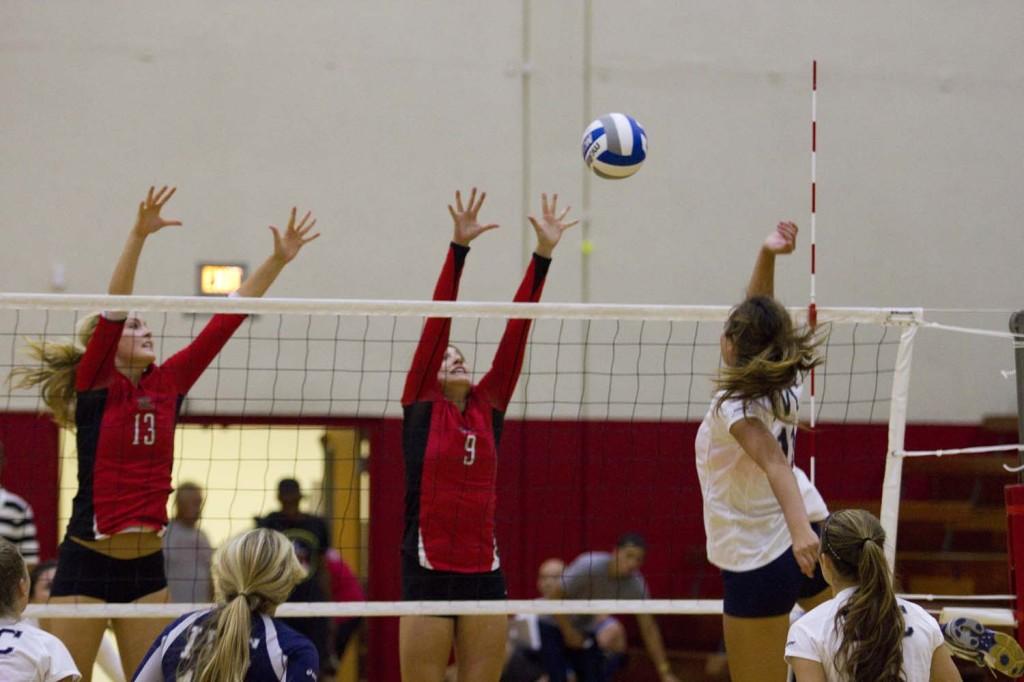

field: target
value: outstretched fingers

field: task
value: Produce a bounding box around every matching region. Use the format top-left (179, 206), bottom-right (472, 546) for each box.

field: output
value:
top-left (153, 186), bottom-right (175, 207)
top-left (472, 190), bottom-right (487, 216)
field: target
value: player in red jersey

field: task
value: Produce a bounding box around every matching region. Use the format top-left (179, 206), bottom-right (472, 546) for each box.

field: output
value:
top-left (399, 189), bottom-right (577, 682)
top-left (12, 186), bottom-right (319, 680)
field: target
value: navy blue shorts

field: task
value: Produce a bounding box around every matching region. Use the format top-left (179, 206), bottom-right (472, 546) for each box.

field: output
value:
top-left (721, 533), bottom-right (828, 618)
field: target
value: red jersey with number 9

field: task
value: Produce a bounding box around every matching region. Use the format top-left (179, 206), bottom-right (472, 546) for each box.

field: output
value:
top-left (402, 243), bottom-right (549, 573)
top-left (69, 313), bottom-right (245, 540)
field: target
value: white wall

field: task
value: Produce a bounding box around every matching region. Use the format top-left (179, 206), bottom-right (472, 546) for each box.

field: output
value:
top-left (1, 1), bottom-right (1021, 422)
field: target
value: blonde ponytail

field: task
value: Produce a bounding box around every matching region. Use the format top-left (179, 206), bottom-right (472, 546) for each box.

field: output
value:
top-left (178, 528), bottom-right (305, 682)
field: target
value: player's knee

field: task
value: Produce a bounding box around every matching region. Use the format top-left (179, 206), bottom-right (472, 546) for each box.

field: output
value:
top-left (596, 619), bottom-right (627, 653)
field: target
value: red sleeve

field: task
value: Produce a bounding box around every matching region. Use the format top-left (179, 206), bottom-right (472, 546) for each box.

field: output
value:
top-left (401, 243), bottom-right (469, 406)
top-left (75, 316), bottom-right (126, 391)
top-left (477, 253), bottom-right (550, 411)
top-left (161, 313), bottom-right (247, 394)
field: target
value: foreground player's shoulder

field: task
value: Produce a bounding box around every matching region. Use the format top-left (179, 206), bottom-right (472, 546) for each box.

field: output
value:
top-left (134, 606), bottom-right (209, 675)
top-left (265, 616), bottom-right (319, 680)
top-left (896, 598), bottom-right (943, 645)
top-left (2, 621), bottom-right (80, 678)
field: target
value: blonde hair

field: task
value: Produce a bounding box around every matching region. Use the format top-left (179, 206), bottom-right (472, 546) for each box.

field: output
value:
top-left (177, 528), bottom-right (305, 682)
top-left (8, 314), bottom-right (101, 428)
top-left (715, 296), bottom-right (824, 422)
top-left (821, 509), bottom-right (906, 682)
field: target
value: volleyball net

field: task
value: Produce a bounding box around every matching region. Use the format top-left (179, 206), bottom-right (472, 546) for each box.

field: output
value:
top-left (0, 294), bottom-right (1017, 621)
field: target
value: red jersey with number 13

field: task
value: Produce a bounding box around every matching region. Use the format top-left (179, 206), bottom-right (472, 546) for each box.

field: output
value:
top-left (69, 313), bottom-right (245, 540)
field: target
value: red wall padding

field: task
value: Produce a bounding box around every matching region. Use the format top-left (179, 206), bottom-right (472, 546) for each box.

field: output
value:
top-left (0, 414), bottom-right (60, 561)
top-left (366, 417), bottom-right (1016, 680)
top-left (0, 408), bottom-right (1008, 680)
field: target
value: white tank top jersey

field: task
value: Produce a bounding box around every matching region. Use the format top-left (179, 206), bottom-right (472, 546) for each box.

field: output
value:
top-left (694, 383), bottom-right (828, 572)
top-left (0, 617), bottom-right (81, 682)
top-left (785, 587), bottom-right (945, 681)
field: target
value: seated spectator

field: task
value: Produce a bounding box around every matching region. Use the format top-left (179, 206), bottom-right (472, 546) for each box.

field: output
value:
top-left (0, 537), bottom-right (80, 681)
top-left (544, 533), bottom-right (679, 682)
top-left (501, 557), bottom-right (566, 682)
top-left (133, 528), bottom-right (318, 681)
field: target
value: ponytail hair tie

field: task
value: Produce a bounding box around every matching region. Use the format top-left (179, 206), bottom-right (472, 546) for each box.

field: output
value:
top-left (231, 592), bottom-right (262, 610)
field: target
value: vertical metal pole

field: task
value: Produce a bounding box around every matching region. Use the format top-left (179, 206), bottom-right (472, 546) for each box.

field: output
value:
top-left (580, 0), bottom-right (593, 303)
top-left (579, 0), bottom-right (593, 419)
top-left (520, 0), bottom-right (532, 267)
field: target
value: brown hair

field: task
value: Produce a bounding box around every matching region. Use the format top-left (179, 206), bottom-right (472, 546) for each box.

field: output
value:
top-left (0, 538), bottom-right (27, 617)
top-left (8, 314), bottom-right (102, 428)
top-left (821, 509), bottom-right (905, 682)
top-left (177, 528), bottom-right (305, 682)
top-left (714, 296), bottom-right (823, 421)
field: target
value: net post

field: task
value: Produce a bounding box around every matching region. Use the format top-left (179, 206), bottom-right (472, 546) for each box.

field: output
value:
top-left (1006, 310), bottom-right (1024, 639)
top-left (879, 323), bottom-right (918, 570)
top-left (1011, 310), bottom-right (1024, 480)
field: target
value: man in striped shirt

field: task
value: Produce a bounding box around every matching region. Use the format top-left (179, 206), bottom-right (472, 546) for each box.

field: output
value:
top-left (0, 441), bottom-right (39, 566)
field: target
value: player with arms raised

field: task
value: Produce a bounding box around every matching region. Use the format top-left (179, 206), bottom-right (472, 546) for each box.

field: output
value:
top-left (12, 186), bottom-right (319, 679)
top-left (399, 189), bottom-right (576, 682)
top-left (694, 221), bottom-right (829, 682)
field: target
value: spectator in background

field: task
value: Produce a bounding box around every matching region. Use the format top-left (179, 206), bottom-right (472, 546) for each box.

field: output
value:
top-left (545, 534), bottom-right (680, 682)
top-left (324, 548), bottom-right (365, 663)
top-left (29, 560), bottom-right (58, 606)
top-left (501, 558), bottom-right (567, 682)
top-left (162, 482), bottom-right (214, 603)
top-left (0, 537), bottom-right (80, 681)
top-left (0, 441), bottom-right (39, 567)
top-left (257, 478), bottom-right (333, 678)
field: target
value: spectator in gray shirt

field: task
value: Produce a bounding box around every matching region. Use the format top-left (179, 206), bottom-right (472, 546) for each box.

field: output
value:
top-left (162, 482), bottom-right (213, 603)
top-left (548, 533), bottom-right (680, 682)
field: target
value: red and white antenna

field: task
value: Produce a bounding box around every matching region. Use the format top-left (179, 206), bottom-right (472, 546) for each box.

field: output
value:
top-left (809, 60), bottom-right (819, 482)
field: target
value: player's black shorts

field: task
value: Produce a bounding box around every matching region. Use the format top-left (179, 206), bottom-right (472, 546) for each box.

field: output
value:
top-left (401, 552), bottom-right (507, 606)
top-left (720, 522), bottom-right (828, 617)
top-left (50, 537), bottom-right (167, 603)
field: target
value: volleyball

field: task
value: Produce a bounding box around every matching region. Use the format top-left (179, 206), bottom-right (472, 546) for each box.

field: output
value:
top-left (581, 113), bottom-right (647, 179)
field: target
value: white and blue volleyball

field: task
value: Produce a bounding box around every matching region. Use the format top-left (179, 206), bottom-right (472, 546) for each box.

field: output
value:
top-left (581, 113), bottom-right (647, 179)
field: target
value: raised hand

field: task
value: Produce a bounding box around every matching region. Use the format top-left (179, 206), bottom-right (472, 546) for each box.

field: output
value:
top-left (449, 188), bottom-right (499, 246)
top-left (270, 207), bottom-right (320, 264)
top-left (133, 186), bottom-right (182, 237)
top-left (763, 221), bottom-right (798, 255)
top-left (529, 193), bottom-right (579, 258)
